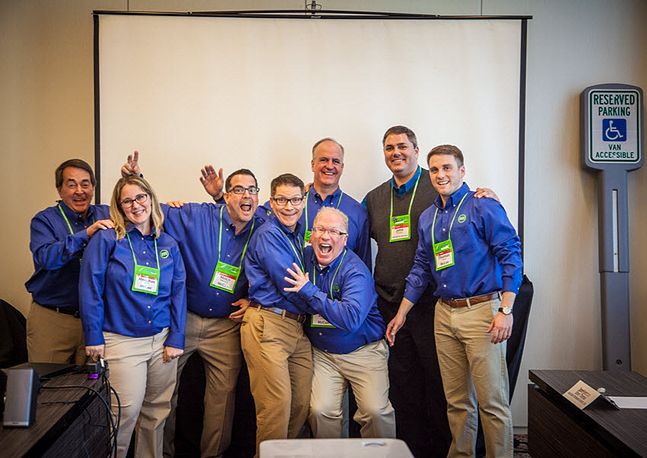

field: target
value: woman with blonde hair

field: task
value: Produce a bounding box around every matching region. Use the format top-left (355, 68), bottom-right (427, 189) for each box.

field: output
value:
top-left (80, 175), bottom-right (187, 458)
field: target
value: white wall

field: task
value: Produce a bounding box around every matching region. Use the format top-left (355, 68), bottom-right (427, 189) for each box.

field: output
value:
top-left (2, 0), bottom-right (646, 427)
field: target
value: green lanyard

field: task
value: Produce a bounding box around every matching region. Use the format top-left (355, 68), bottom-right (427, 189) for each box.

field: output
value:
top-left (216, 206), bottom-right (255, 267)
top-left (57, 204), bottom-right (75, 235)
top-left (310, 249), bottom-right (347, 328)
top-left (282, 229), bottom-right (305, 271)
top-left (59, 204), bottom-right (91, 262)
top-left (430, 193), bottom-right (468, 271)
top-left (431, 193), bottom-right (469, 246)
top-left (312, 249), bottom-right (347, 299)
top-left (303, 189), bottom-right (344, 245)
top-left (126, 232), bottom-right (160, 295)
top-left (389, 167), bottom-right (421, 242)
top-left (210, 206), bottom-right (256, 293)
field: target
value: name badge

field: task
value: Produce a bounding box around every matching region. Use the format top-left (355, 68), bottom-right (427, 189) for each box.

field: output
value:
top-left (132, 265), bottom-right (160, 295)
top-left (210, 261), bottom-right (240, 293)
top-left (303, 229), bottom-right (312, 248)
top-left (389, 215), bottom-right (411, 242)
top-left (310, 314), bottom-right (335, 328)
top-left (433, 239), bottom-right (455, 271)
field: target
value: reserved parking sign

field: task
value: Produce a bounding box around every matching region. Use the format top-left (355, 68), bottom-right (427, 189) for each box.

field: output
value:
top-left (582, 84), bottom-right (643, 169)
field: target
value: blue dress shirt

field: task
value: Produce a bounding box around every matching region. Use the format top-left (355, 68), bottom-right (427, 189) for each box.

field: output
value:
top-left (404, 183), bottom-right (522, 303)
top-left (163, 203), bottom-right (266, 318)
top-left (391, 165), bottom-right (422, 196)
top-left (298, 247), bottom-right (385, 354)
top-left (79, 227), bottom-right (187, 349)
top-left (244, 218), bottom-right (311, 315)
top-left (25, 202), bottom-right (110, 309)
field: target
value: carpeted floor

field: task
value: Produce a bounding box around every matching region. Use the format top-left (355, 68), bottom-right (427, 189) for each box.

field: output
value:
top-left (514, 434), bottom-right (530, 457)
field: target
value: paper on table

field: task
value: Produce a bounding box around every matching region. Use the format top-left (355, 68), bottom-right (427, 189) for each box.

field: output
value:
top-left (607, 396), bottom-right (647, 409)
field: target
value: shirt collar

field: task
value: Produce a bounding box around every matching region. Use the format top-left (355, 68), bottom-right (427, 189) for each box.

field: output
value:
top-left (312, 248), bottom-right (346, 274)
top-left (391, 166), bottom-right (421, 195)
top-left (223, 206), bottom-right (257, 236)
top-left (311, 186), bottom-right (342, 203)
top-left (433, 182), bottom-right (470, 210)
top-left (271, 215), bottom-right (303, 237)
top-left (126, 223), bottom-right (157, 239)
top-left (58, 200), bottom-right (95, 221)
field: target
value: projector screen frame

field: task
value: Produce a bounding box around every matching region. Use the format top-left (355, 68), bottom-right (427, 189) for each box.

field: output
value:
top-left (93, 9), bottom-right (530, 250)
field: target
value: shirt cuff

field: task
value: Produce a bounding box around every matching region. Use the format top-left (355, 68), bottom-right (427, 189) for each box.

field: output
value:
top-left (164, 331), bottom-right (185, 350)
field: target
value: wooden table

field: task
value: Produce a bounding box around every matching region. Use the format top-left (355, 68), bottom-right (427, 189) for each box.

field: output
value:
top-left (0, 372), bottom-right (111, 457)
top-left (528, 369), bottom-right (647, 457)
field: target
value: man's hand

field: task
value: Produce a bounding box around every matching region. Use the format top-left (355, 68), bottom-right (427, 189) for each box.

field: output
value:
top-left (166, 200), bottom-right (185, 208)
top-left (229, 297), bottom-right (251, 322)
top-left (85, 344), bottom-right (105, 361)
top-left (86, 219), bottom-right (114, 237)
top-left (283, 263), bottom-right (310, 293)
top-left (121, 150), bottom-right (142, 177)
top-left (200, 165), bottom-right (224, 201)
top-left (386, 314), bottom-right (406, 347)
top-left (163, 346), bottom-right (184, 363)
top-left (474, 187), bottom-right (499, 202)
top-left (487, 313), bottom-right (513, 344)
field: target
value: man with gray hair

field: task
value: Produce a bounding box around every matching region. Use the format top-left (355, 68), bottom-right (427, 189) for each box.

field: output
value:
top-left (284, 207), bottom-right (394, 439)
top-left (26, 158), bottom-right (115, 364)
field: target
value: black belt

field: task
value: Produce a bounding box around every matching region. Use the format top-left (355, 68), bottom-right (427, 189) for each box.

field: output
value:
top-left (251, 302), bottom-right (307, 323)
top-left (441, 292), bottom-right (501, 308)
top-left (43, 305), bottom-right (80, 318)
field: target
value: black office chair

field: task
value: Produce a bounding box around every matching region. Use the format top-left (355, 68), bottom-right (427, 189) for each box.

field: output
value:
top-left (0, 299), bottom-right (27, 369)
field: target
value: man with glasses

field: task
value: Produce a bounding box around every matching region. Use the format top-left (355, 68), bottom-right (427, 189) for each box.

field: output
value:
top-left (200, 138), bottom-right (370, 267)
top-left (26, 159), bottom-right (115, 364)
top-left (284, 207), bottom-right (395, 439)
top-left (121, 153), bottom-right (267, 458)
top-left (242, 173), bottom-right (313, 456)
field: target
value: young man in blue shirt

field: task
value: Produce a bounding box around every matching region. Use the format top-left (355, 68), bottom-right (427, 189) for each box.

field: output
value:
top-left (387, 144), bottom-right (522, 458)
top-left (284, 207), bottom-right (395, 439)
top-left (242, 173), bottom-right (312, 457)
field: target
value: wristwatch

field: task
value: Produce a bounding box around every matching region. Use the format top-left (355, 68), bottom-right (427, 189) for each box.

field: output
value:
top-left (498, 306), bottom-right (513, 315)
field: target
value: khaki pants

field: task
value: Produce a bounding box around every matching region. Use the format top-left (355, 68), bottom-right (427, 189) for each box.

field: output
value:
top-left (309, 340), bottom-right (395, 439)
top-left (105, 329), bottom-right (177, 458)
top-left (240, 306), bottom-right (312, 457)
top-left (435, 299), bottom-right (513, 458)
top-left (27, 301), bottom-right (85, 365)
top-left (164, 312), bottom-right (242, 458)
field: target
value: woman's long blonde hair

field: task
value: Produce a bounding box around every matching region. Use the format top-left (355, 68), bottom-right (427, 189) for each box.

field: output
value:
top-left (109, 175), bottom-right (164, 240)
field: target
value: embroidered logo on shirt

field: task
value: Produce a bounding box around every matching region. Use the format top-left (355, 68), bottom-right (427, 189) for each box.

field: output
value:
top-left (457, 214), bottom-right (467, 224)
top-left (160, 249), bottom-right (170, 259)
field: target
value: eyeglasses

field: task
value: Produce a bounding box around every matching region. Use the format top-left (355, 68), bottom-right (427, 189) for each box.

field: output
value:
top-left (228, 186), bottom-right (260, 195)
top-left (120, 193), bottom-right (149, 208)
top-left (312, 226), bottom-right (347, 237)
top-left (272, 196), bottom-right (304, 206)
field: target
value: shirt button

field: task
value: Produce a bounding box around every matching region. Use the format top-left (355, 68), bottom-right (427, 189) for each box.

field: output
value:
top-left (147, 306), bottom-right (151, 309)
top-left (443, 284), bottom-right (447, 288)
top-left (442, 228), bottom-right (446, 232)
top-left (148, 320), bottom-right (152, 324)
top-left (209, 308), bottom-right (213, 311)
top-left (319, 332), bottom-right (323, 336)
top-left (143, 251), bottom-right (146, 254)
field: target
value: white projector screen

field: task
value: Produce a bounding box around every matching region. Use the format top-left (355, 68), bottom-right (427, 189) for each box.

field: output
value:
top-left (96, 13), bottom-right (524, 231)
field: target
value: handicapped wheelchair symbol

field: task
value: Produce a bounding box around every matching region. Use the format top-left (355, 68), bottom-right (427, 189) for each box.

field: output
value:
top-left (602, 119), bottom-right (626, 142)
